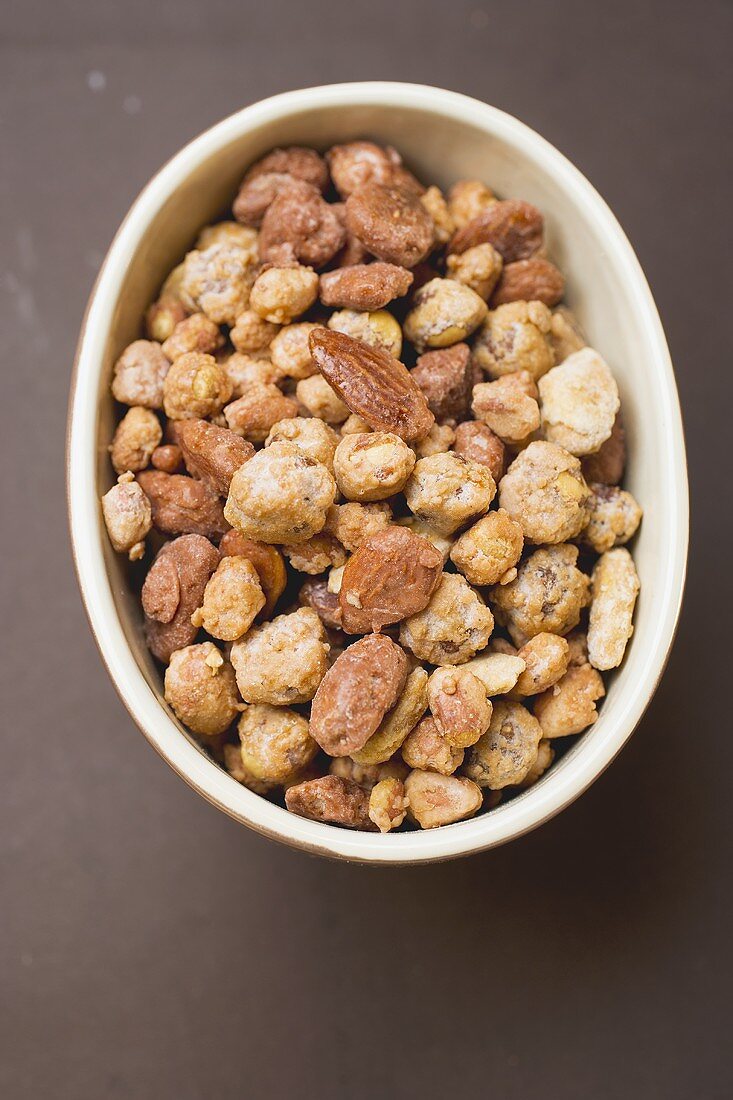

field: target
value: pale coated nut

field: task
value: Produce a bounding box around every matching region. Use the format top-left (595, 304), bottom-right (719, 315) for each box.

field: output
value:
top-left (219, 530), bottom-right (287, 618)
top-left (345, 182), bottom-right (434, 268)
top-left (145, 297), bottom-right (188, 344)
top-left (162, 352), bottom-right (233, 421)
top-left (447, 179), bottom-right (497, 230)
top-left (404, 771), bottom-right (483, 829)
top-left (369, 778), bottom-right (409, 832)
top-left (428, 666), bottom-right (493, 749)
top-left (403, 278), bottom-right (488, 352)
top-left (404, 452), bottom-right (496, 536)
top-left (151, 444), bottom-right (184, 473)
top-left (237, 704), bottom-right (317, 788)
top-left (538, 347), bottom-right (620, 456)
top-left (190, 555), bottom-right (265, 641)
top-left (517, 739), bottom-right (555, 788)
top-left (449, 199), bottom-right (543, 261)
top-left (550, 306), bottom-right (586, 362)
top-left (453, 421), bottom-right (506, 482)
top-left (420, 186), bottom-right (455, 245)
top-left (224, 440), bottom-right (335, 544)
top-left (400, 572), bottom-right (494, 666)
top-left (414, 422), bottom-right (456, 458)
top-left (220, 351), bottom-right (284, 398)
top-left (459, 652), bottom-right (526, 696)
top-left (351, 667), bottom-right (429, 766)
top-left (285, 775), bottom-right (373, 829)
top-left (323, 501), bottom-right (393, 553)
top-left (581, 483), bottom-right (642, 553)
top-left (196, 221), bottom-right (260, 251)
top-left (327, 308), bottom-right (403, 359)
top-left (581, 413), bottom-right (626, 485)
top-left (498, 440), bottom-right (591, 544)
top-left (249, 265), bottom-right (319, 324)
top-left (136, 469), bottom-right (227, 540)
top-left (492, 258), bottom-right (565, 308)
top-left (333, 432), bottom-right (416, 502)
top-left (223, 384), bottom-right (299, 443)
top-left (340, 413), bottom-right (372, 435)
top-left (513, 633), bottom-right (570, 696)
top-left (587, 548), bottom-right (640, 671)
top-left (179, 243), bottom-right (256, 326)
top-left (101, 473), bottom-right (152, 560)
top-left (110, 406), bottom-right (162, 474)
top-left (229, 607), bottom-right (330, 705)
top-left (175, 418), bottom-right (254, 495)
top-left (269, 322), bottom-right (320, 379)
top-left (161, 312), bottom-right (223, 360)
top-left (319, 263), bottom-right (413, 311)
top-left (111, 339), bottom-right (170, 409)
top-left (160, 262), bottom-right (186, 302)
top-left (230, 310), bottom-right (280, 354)
top-left (164, 642), bottom-right (240, 737)
top-left (449, 509), bottom-right (524, 586)
top-left (142, 534), bottom-right (219, 663)
top-left (534, 665), bottom-right (606, 738)
top-left (282, 533), bottom-right (346, 575)
top-left (410, 343), bottom-right (475, 422)
top-left (309, 634), bottom-right (409, 757)
top-left (258, 180), bottom-right (345, 267)
top-left (491, 544), bottom-right (591, 647)
top-left (446, 243), bottom-right (503, 300)
top-left (401, 716), bottom-right (464, 776)
top-left (471, 371), bottom-right (541, 445)
top-left (296, 374), bottom-right (350, 424)
top-left (328, 757), bottom-right (407, 790)
top-left (326, 141), bottom-right (404, 198)
top-left (266, 417), bottom-right (339, 471)
top-left (472, 301), bottom-right (554, 381)
top-left (463, 701), bottom-right (542, 789)
top-left (223, 742), bottom-right (270, 794)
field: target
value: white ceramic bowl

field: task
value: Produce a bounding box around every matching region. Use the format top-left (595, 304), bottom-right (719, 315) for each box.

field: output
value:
top-left (67, 83), bottom-right (688, 863)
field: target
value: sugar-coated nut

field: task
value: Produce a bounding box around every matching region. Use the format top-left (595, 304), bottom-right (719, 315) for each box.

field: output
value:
top-left (176, 418), bottom-right (254, 495)
top-left (339, 525), bottom-right (443, 634)
top-left (401, 716), bottom-right (464, 775)
top-left (266, 417), bottom-right (339, 471)
top-left (223, 742), bottom-right (270, 794)
top-left (395, 517), bottom-right (453, 564)
top-left (162, 313), bottom-right (223, 360)
top-left (324, 501), bottom-right (393, 553)
top-left (491, 544), bottom-right (591, 646)
top-left (400, 572), bottom-right (494, 666)
top-left (581, 483), bottom-right (642, 553)
top-left (449, 199), bottom-right (543, 261)
top-left (257, 178), bottom-right (345, 267)
top-left (411, 343), bottom-right (474, 422)
top-left (224, 384), bottom-right (300, 444)
top-left (405, 771), bottom-right (483, 829)
top-left (142, 534), bottom-right (219, 663)
top-left (224, 440), bottom-right (336, 544)
top-left (414, 422), bottom-right (456, 458)
top-left (513, 633), bottom-right (570, 696)
top-left (310, 635), bottom-right (409, 757)
top-left (517, 739), bottom-right (555, 788)
top-left (534, 665), bottom-right (606, 738)
top-left (550, 306), bottom-right (586, 362)
top-left (298, 577), bottom-right (343, 630)
top-left (446, 242), bottom-right (503, 300)
top-left (340, 413), bottom-right (371, 435)
top-left (499, 440), bottom-right (591, 544)
top-left (463, 700), bottom-right (542, 789)
top-left (351, 667), bottom-right (429, 765)
top-left (219, 530), bottom-right (286, 618)
top-left (269, 322), bottom-right (320, 379)
top-left (472, 371), bottom-right (541, 445)
top-left (230, 310), bottom-right (280, 354)
top-left (492, 258), bottom-right (565, 308)
top-left (333, 432), bottom-right (416, 502)
top-left (587, 548), bottom-right (640, 671)
top-left (447, 179), bottom-right (497, 230)
top-left (162, 352), bottom-right (232, 421)
top-left (328, 758), bottom-right (383, 790)
top-left (538, 347), bottom-right (620, 456)
top-left (220, 351), bottom-right (284, 398)
top-left (420, 186), bottom-right (455, 245)
top-left (428, 666), bottom-right (493, 749)
top-left (283, 533), bottom-right (346, 575)
top-left (136, 469), bottom-right (227, 540)
top-left (191, 555), bottom-right (265, 641)
top-left (320, 263), bottom-right (413, 311)
top-left (111, 340), bottom-right (170, 409)
top-left (151, 443), bottom-right (184, 473)
top-left (404, 278), bottom-right (488, 352)
top-left (179, 243), bottom-right (256, 325)
top-left (196, 221), bottom-right (260, 251)
top-left (450, 509), bottom-right (524, 586)
top-left (345, 182), bottom-right (434, 268)
top-left (327, 141), bottom-right (404, 198)
top-left (164, 642), bottom-right (240, 737)
top-left (327, 308), bottom-right (403, 359)
top-left (145, 297), bottom-right (188, 344)
top-left (244, 145), bottom-right (328, 192)
top-left (232, 172), bottom-right (305, 228)
top-left (489, 637), bottom-right (519, 656)
top-left (237, 703), bottom-right (317, 787)
top-left (249, 265), bottom-right (319, 324)
top-left (453, 421), bottom-right (506, 482)
top-left (230, 607), bottom-right (329, 705)
top-left (296, 374), bottom-right (350, 424)
top-left (369, 778), bottom-right (409, 832)
top-left (405, 452), bottom-right (496, 535)
top-left (472, 301), bottom-right (554, 381)
top-left (110, 406), bottom-right (162, 474)
top-left (459, 652), bottom-right (526, 696)
top-left (581, 413), bottom-right (626, 485)
top-left (101, 473), bottom-right (152, 559)
top-left (285, 775), bottom-right (374, 829)
top-left (565, 628), bottom-right (589, 668)
top-left (160, 262), bottom-right (186, 302)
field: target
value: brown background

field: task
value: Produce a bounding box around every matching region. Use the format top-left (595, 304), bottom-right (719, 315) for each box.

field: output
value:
top-left (2, 1), bottom-right (732, 1097)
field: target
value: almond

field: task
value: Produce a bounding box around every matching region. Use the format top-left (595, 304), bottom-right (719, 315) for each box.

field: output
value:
top-left (339, 526), bottom-right (443, 634)
top-left (285, 775), bottom-right (375, 829)
top-left (449, 199), bottom-right (544, 261)
top-left (491, 257), bottom-right (565, 307)
top-left (175, 418), bottom-right (254, 495)
top-left (308, 328), bottom-right (434, 443)
top-left (345, 182), bottom-right (434, 268)
top-left (319, 262), bottom-right (413, 311)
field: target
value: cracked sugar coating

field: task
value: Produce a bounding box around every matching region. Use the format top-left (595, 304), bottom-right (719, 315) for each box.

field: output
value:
top-left (191, 555), bottom-right (265, 641)
top-left (581, 483), bottom-right (642, 554)
top-left (491, 544), bottom-right (591, 646)
top-left (162, 352), bottom-right (233, 421)
top-left (324, 501), bottom-right (392, 553)
top-left (111, 340), bottom-right (171, 409)
top-left (249, 264), bottom-right (319, 324)
top-left (230, 607), bottom-right (330, 705)
top-left (538, 347), bottom-right (620, 456)
top-left (164, 642), bottom-right (240, 737)
top-left (446, 242), bottom-right (503, 300)
top-left (587, 548), bottom-right (640, 670)
top-left (368, 777), bottom-right (410, 833)
top-left (428, 667), bottom-right (493, 749)
top-left (403, 278), bottom-right (488, 352)
top-left (400, 572), bottom-right (494, 666)
top-left (237, 704), bottom-right (317, 789)
top-left (327, 308), bottom-right (403, 359)
top-left (472, 300), bottom-right (554, 381)
top-left (179, 243), bottom-right (256, 326)
top-left (499, 440), bottom-right (591, 544)
top-left (405, 452), bottom-right (496, 536)
top-left (266, 417), bottom-right (339, 472)
top-left (333, 432), bottom-right (415, 502)
top-left (513, 633), bottom-right (570, 696)
top-left (463, 700), bottom-right (542, 790)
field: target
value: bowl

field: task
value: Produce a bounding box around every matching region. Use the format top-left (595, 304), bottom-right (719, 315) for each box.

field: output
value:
top-left (67, 82), bottom-right (688, 863)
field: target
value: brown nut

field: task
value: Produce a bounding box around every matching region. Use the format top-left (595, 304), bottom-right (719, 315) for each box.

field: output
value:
top-left (534, 664), bottom-right (606, 738)
top-left (162, 352), bottom-right (233, 421)
top-left (136, 470), bottom-right (228, 540)
top-left (309, 634), bottom-right (409, 756)
top-left (327, 141), bottom-right (404, 198)
top-left (513, 633), bottom-right (570, 696)
top-left (299, 577), bottom-right (343, 631)
top-left (238, 703), bottom-right (318, 788)
top-left (161, 313), bottom-right (223, 360)
top-left (404, 771), bottom-right (483, 829)
top-left (401, 716), bottom-right (465, 776)
top-left (333, 432), bottom-right (416, 502)
top-left (319, 262), bottom-right (413, 311)
top-left (351, 667), bottom-right (429, 766)
top-left (223, 384), bottom-right (300, 443)
top-left (151, 444), bottom-right (184, 473)
top-left (449, 199), bottom-right (544, 262)
top-left (142, 534), bottom-right (220, 663)
top-left (110, 406), bottom-right (162, 474)
top-left (258, 180), bottom-right (345, 268)
top-left (339, 526), bottom-right (444, 634)
top-left (449, 509), bottom-right (524, 586)
top-left (581, 412), bottom-right (626, 485)
top-left (111, 340), bottom-right (170, 409)
top-left (453, 421), bottom-right (506, 482)
top-left (101, 473), bottom-right (152, 560)
top-left (400, 572), bottom-right (495, 666)
top-left (219, 530), bottom-right (287, 619)
top-left (309, 328), bottom-right (434, 443)
top-left (243, 145), bottom-right (328, 192)
top-left (428, 666), bottom-right (493, 749)
top-left (230, 607), bottom-right (330, 705)
top-left (491, 258), bottom-right (565, 307)
top-left (368, 777), bottom-right (409, 832)
top-left (176, 418), bottom-right (254, 495)
top-left (472, 371), bottom-right (541, 445)
top-left (164, 642), bottom-right (240, 736)
top-left (345, 182), bottom-right (434, 268)
top-left (285, 775), bottom-right (374, 829)
top-left (411, 343), bottom-right (474, 422)
top-left (232, 172), bottom-right (302, 228)
top-left (463, 700), bottom-right (542, 789)
top-left (190, 555), bottom-right (265, 641)
top-left (587, 547), bottom-right (640, 671)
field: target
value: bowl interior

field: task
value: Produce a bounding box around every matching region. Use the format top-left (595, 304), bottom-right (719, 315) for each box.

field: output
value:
top-left (76, 86), bottom-right (686, 862)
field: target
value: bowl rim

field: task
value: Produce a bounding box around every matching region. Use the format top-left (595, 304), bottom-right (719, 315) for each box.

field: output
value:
top-left (67, 82), bottom-right (688, 864)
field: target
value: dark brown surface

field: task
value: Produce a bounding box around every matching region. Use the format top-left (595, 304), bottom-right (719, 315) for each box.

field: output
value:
top-left (2, 2), bottom-right (732, 1097)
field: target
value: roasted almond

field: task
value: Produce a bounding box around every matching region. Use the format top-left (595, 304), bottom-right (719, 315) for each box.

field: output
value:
top-left (449, 199), bottom-right (544, 261)
top-left (308, 328), bottom-right (434, 443)
top-left (319, 262), bottom-right (413, 311)
top-left (491, 257), bottom-right (565, 307)
top-left (285, 775), bottom-right (375, 829)
top-left (344, 182), bottom-right (434, 268)
top-left (175, 418), bottom-right (254, 495)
